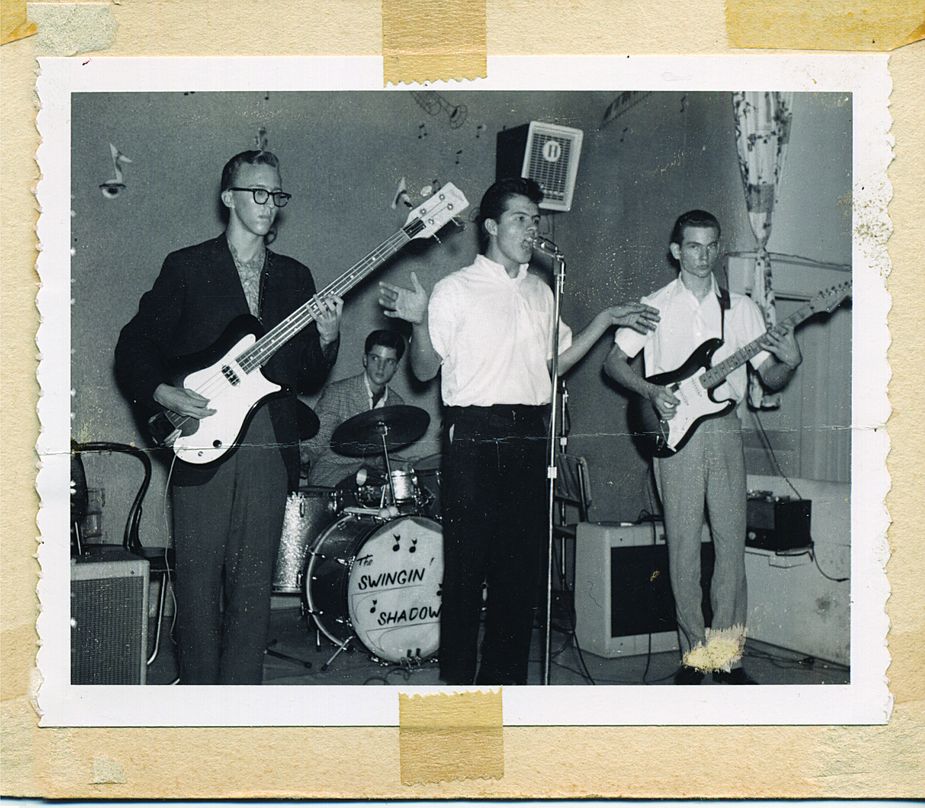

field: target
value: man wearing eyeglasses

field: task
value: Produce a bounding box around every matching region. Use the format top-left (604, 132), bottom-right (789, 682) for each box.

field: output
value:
top-left (116, 150), bottom-right (342, 684)
top-left (301, 329), bottom-right (408, 489)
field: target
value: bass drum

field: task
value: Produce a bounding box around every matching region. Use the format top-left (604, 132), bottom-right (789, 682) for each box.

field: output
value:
top-left (305, 515), bottom-right (443, 663)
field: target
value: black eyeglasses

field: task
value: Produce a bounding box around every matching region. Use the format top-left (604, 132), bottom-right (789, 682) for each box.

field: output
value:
top-left (228, 187), bottom-right (292, 208)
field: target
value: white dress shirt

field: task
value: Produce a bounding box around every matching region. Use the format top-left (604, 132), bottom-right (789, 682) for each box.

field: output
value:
top-left (429, 254), bottom-right (573, 407)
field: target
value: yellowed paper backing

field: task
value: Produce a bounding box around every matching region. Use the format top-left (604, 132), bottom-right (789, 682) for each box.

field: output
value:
top-left (2, 0), bottom-right (923, 798)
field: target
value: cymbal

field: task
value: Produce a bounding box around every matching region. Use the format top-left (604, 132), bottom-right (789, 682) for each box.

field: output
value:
top-left (331, 405), bottom-right (430, 457)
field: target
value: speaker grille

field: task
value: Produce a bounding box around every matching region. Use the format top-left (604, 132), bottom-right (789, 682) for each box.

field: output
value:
top-left (496, 121), bottom-right (584, 212)
top-left (71, 554), bottom-right (148, 684)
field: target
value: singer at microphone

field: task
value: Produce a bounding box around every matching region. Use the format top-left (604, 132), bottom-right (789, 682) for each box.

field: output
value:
top-left (377, 177), bottom-right (660, 686)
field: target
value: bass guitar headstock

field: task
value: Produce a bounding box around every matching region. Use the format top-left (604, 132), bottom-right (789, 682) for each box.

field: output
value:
top-left (403, 182), bottom-right (469, 240)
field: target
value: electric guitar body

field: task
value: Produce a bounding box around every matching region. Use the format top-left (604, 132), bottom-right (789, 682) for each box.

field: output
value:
top-left (148, 315), bottom-right (287, 466)
top-left (629, 338), bottom-right (735, 459)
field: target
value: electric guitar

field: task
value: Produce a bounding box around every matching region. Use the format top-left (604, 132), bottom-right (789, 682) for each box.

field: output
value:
top-left (148, 183), bottom-right (469, 465)
top-left (628, 280), bottom-right (851, 458)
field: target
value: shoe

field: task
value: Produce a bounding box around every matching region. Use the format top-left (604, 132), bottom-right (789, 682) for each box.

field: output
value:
top-left (673, 665), bottom-right (704, 685)
top-left (713, 668), bottom-right (758, 685)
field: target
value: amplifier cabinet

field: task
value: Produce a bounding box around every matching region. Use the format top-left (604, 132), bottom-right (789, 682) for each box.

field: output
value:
top-left (746, 496), bottom-right (812, 551)
top-left (574, 522), bottom-right (713, 658)
top-left (71, 550), bottom-right (149, 684)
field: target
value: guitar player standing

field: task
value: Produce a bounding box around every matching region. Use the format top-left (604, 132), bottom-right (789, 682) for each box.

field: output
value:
top-left (115, 150), bottom-right (343, 684)
top-left (603, 209), bottom-right (802, 685)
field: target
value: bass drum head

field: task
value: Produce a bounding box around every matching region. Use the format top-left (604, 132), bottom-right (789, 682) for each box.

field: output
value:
top-left (346, 516), bottom-right (443, 663)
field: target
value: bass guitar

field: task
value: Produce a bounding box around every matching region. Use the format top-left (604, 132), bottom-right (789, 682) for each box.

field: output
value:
top-left (628, 280), bottom-right (851, 458)
top-left (148, 183), bottom-right (469, 465)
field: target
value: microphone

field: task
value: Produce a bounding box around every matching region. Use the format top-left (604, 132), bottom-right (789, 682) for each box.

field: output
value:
top-left (531, 236), bottom-right (562, 256)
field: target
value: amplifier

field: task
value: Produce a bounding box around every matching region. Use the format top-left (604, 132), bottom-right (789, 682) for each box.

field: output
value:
top-left (746, 494), bottom-right (812, 551)
top-left (71, 549), bottom-right (149, 684)
top-left (574, 522), bottom-right (713, 657)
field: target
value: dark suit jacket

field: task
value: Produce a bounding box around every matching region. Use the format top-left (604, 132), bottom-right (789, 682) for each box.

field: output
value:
top-left (115, 234), bottom-right (336, 487)
top-left (302, 372), bottom-right (405, 487)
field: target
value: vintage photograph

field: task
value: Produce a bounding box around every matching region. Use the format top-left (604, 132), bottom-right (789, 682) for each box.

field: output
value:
top-left (35, 55), bottom-right (890, 726)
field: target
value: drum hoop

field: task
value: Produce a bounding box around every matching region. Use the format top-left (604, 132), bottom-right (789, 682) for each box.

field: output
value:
top-left (304, 514), bottom-right (383, 645)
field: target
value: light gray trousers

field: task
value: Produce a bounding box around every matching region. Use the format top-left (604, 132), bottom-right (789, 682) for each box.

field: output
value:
top-left (654, 411), bottom-right (748, 661)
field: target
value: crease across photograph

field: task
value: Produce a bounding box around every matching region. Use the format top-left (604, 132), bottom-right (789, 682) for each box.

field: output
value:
top-left (34, 54), bottom-right (892, 726)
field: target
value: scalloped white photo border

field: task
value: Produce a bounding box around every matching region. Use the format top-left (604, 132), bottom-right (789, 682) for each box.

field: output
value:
top-left (35, 54), bottom-right (892, 726)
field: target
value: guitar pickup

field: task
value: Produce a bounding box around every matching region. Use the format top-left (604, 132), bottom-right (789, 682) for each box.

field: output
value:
top-left (221, 364), bottom-right (241, 385)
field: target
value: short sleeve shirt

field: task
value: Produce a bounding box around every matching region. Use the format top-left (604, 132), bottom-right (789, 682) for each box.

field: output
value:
top-left (429, 254), bottom-right (573, 407)
top-left (614, 276), bottom-right (770, 403)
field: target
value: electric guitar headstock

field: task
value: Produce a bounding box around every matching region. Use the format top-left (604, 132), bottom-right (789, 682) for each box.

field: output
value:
top-left (808, 279), bottom-right (852, 315)
top-left (403, 182), bottom-right (469, 240)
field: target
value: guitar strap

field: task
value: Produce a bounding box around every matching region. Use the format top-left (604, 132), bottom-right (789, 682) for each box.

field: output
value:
top-left (718, 285), bottom-right (730, 341)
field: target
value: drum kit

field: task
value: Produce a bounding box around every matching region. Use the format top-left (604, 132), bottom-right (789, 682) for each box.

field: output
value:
top-left (272, 405), bottom-right (444, 670)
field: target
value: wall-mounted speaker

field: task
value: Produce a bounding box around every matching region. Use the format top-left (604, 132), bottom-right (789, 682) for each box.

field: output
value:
top-left (71, 549), bottom-right (149, 684)
top-left (574, 522), bottom-right (714, 658)
top-left (496, 121), bottom-right (583, 212)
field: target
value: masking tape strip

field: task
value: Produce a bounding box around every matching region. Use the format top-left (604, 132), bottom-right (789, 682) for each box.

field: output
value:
top-left (1, 0), bottom-right (37, 44)
top-left (398, 690), bottom-right (504, 785)
top-left (726, 0), bottom-right (925, 51)
top-left (27, 2), bottom-right (116, 56)
top-left (382, 0), bottom-right (486, 86)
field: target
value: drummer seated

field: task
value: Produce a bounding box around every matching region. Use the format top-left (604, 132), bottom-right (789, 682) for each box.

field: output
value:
top-left (300, 329), bottom-right (410, 489)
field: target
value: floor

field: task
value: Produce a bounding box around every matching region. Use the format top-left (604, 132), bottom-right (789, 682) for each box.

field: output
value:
top-left (146, 600), bottom-right (850, 687)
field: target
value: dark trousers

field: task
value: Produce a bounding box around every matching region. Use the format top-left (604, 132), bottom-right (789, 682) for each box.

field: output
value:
top-left (439, 405), bottom-right (547, 685)
top-left (171, 406), bottom-right (288, 684)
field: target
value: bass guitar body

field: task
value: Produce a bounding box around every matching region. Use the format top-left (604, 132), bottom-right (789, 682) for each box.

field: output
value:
top-left (148, 315), bottom-right (284, 466)
top-left (629, 338), bottom-right (735, 458)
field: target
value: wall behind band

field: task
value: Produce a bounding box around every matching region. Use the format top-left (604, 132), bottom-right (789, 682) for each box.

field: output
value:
top-left (70, 90), bottom-right (851, 545)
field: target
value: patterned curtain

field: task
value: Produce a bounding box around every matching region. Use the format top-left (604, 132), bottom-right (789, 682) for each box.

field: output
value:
top-left (732, 91), bottom-right (793, 408)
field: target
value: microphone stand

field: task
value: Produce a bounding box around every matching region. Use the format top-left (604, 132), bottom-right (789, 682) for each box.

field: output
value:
top-left (539, 239), bottom-right (565, 686)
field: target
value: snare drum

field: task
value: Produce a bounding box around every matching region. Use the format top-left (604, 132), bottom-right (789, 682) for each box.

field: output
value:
top-left (273, 488), bottom-right (340, 593)
top-left (304, 514), bottom-right (443, 663)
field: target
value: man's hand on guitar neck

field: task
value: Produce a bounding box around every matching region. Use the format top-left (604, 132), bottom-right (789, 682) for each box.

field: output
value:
top-left (757, 323), bottom-right (802, 391)
top-left (313, 295), bottom-right (344, 347)
top-left (154, 384), bottom-right (216, 419)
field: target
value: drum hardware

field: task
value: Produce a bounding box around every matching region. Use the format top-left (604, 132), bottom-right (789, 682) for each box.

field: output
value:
top-left (331, 405), bottom-right (430, 514)
top-left (320, 636), bottom-right (356, 672)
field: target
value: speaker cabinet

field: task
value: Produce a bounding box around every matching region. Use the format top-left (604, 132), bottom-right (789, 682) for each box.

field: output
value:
top-left (496, 121), bottom-right (583, 211)
top-left (575, 522), bottom-right (714, 657)
top-left (71, 549), bottom-right (149, 684)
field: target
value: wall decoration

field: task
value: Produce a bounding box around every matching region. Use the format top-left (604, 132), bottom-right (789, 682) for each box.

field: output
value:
top-left (601, 91), bottom-right (653, 127)
top-left (254, 126), bottom-right (269, 151)
top-left (98, 143), bottom-right (132, 199)
top-left (411, 91), bottom-right (468, 129)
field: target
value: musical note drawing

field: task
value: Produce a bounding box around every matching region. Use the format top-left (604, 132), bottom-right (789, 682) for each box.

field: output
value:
top-left (475, 123), bottom-right (487, 139)
top-left (99, 143), bottom-right (133, 199)
top-left (454, 150), bottom-right (463, 165)
top-left (620, 127), bottom-right (629, 143)
top-left (417, 123), bottom-right (429, 139)
top-left (370, 599), bottom-right (378, 614)
top-left (411, 91), bottom-right (468, 129)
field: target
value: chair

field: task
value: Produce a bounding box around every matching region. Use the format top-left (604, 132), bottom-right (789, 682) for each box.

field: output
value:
top-left (553, 454), bottom-right (592, 590)
top-left (71, 441), bottom-right (175, 666)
